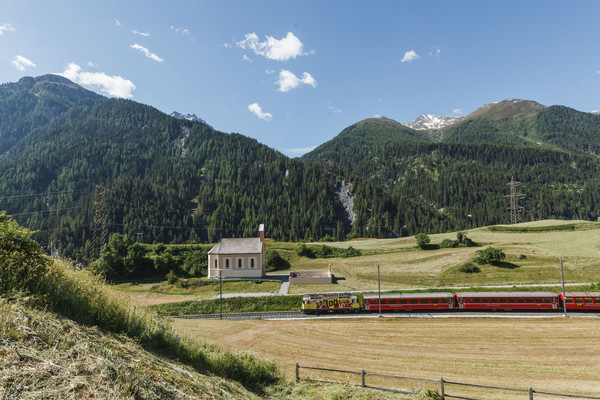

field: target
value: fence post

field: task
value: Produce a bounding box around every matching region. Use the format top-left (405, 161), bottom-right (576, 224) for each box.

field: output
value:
top-left (529, 387), bottom-right (534, 400)
top-left (361, 369), bottom-right (366, 387)
top-left (441, 377), bottom-right (445, 399)
top-left (296, 363), bottom-right (300, 382)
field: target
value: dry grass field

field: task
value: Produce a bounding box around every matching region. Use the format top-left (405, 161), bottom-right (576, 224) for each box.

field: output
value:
top-left (114, 279), bottom-right (281, 306)
top-left (173, 316), bottom-right (600, 400)
top-left (284, 220), bottom-right (600, 294)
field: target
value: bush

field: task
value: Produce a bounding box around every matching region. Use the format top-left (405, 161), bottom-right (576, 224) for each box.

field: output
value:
top-left (415, 233), bottom-right (430, 249)
top-left (456, 232), bottom-right (476, 247)
top-left (296, 243), bottom-right (315, 258)
top-left (474, 247), bottom-right (506, 265)
top-left (265, 250), bottom-right (290, 272)
top-left (296, 244), bottom-right (361, 259)
top-left (439, 239), bottom-right (459, 248)
top-left (459, 262), bottom-right (481, 273)
top-left (166, 270), bottom-right (178, 284)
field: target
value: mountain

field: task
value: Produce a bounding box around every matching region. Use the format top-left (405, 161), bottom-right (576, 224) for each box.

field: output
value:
top-left (0, 74), bottom-right (102, 155)
top-left (0, 75), bottom-right (408, 260)
top-left (407, 114), bottom-right (464, 132)
top-left (302, 99), bottom-right (600, 229)
top-left (465, 99), bottom-right (546, 120)
top-left (169, 111), bottom-right (213, 129)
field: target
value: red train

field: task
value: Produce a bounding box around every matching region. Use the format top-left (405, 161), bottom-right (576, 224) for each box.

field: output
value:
top-left (302, 291), bottom-right (600, 313)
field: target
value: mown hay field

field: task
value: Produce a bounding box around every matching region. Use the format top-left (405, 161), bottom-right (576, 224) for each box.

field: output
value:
top-left (285, 220), bottom-right (600, 293)
top-left (174, 316), bottom-right (600, 400)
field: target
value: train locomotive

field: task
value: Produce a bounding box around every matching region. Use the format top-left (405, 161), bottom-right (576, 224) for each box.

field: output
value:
top-left (301, 291), bottom-right (600, 314)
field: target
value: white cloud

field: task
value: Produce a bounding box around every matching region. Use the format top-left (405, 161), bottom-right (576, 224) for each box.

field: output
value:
top-left (58, 62), bottom-right (136, 98)
top-left (11, 55), bottom-right (36, 71)
top-left (277, 70), bottom-right (317, 93)
top-left (242, 54), bottom-right (252, 63)
top-left (237, 32), bottom-right (306, 61)
top-left (265, 68), bottom-right (276, 74)
top-left (0, 23), bottom-right (15, 35)
top-left (452, 108), bottom-right (463, 115)
top-left (132, 30), bottom-right (151, 37)
top-left (114, 18), bottom-right (121, 26)
top-left (130, 44), bottom-right (164, 63)
top-left (401, 50), bottom-right (420, 63)
top-left (287, 146), bottom-right (317, 155)
top-left (248, 103), bottom-right (273, 121)
top-left (171, 26), bottom-right (191, 36)
top-left (328, 102), bottom-right (341, 113)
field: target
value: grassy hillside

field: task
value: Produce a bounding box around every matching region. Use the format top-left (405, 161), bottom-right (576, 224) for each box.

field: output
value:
top-left (1, 211), bottom-right (427, 399)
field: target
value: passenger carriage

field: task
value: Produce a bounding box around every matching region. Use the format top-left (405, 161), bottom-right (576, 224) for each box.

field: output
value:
top-left (561, 292), bottom-right (600, 311)
top-left (456, 292), bottom-right (560, 311)
top-left (362, 292), bottom-right (455, 312)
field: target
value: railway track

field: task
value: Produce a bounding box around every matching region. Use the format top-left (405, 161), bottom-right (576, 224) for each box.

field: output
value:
top-left (172, 310), bottom-right (600, 320)
top-left (172, 311), bottom-right (304, 320)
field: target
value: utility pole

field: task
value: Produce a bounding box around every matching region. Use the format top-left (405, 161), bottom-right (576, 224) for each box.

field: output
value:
top-left (377, 264), bottom-right (382, 317)
top-left (560, 258), bottom-right (567, 316)
top-left (219, 268), bottom-right (223, 320)
top-left (505, 176), bottom-right (525, 224)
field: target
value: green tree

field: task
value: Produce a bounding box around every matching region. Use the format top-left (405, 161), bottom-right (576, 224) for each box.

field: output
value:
top-left (0, 211), bottom-right (49, 293)
top-left (265, 250), bottom-right (290, 272)
top-left (415, 233), bottom-right (430, 249)
top-left (475, 247), bottom-right (506, 265)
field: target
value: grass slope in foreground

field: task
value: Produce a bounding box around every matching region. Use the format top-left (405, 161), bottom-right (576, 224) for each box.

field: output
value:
top-left (0, 212), bottom-right (428, 399)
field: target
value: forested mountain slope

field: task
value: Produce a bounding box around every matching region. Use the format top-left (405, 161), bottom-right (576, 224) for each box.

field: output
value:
top-left (302, 107), bottom-right (600, 229)
top-left (0, 75), bottom-right (429, 260)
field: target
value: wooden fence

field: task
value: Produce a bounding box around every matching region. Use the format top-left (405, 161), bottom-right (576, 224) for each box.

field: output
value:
top-left (295, 363), bottom-right (600, 400)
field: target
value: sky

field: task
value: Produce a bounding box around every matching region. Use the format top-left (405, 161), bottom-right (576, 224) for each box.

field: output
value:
top-left (2, 1), bottom-right (600, 157)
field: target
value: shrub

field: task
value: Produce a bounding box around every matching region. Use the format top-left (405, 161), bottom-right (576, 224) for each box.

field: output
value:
top-left (296, 244), bottom-right (361, 259)
top-left (475, 247), bottom-right (506, 265)
top-left (166, 270), bottom-right (178, 284)
top-left (439, 239), bottom-right (459, 248)
top-left (265, 250), bottom-right (290, 272)
top-left (456, 232), bottom-right (476, 247)
top-left (459, 262), bottom-right (481, 273)
top-left (415, 233), bottom-right (430, 249)
top-left (296, 243), bottom-right (315, 258)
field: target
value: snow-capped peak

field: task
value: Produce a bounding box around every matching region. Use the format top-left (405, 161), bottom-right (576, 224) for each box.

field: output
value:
top-left (169, 111), bottom-right (213, 128)
top-left (407, 114), bottom-right (464, 131)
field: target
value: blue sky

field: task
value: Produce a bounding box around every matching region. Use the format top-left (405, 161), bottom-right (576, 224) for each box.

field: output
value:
top-left (2, 1), bottom-right (600, 157)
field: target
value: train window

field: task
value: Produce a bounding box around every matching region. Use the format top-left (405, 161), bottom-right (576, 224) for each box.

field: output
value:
top-left (439, 298), bottom-right (446, 304)
top-left (399, 299), bottom-right (407, 304)
top-left (490, 298), bottom-right (497, 303)
top-left (576, 298), bottom-right (583, 304)
top-left (410, 299), bottom-right (418, 304)
top-left (594, 299), bottom-right (600, 304)
top-left (517, 298), bottom-right (524, 303)
top-left (525, 298), bottom-right (534, 303)
top-left (566, 298), bottom-right (574, 303)
top-left (472, 298), bottom-right (479, 303)
top-left (508, 298), bottom-right (515, 303)
top-left (584, 298), bottom-right (592, 304)
top-left (535, 298), bottom-right (543, 303)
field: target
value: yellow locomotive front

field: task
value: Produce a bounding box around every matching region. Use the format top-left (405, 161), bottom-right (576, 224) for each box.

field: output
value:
top-left (301, 293), bottom-right (360, 314)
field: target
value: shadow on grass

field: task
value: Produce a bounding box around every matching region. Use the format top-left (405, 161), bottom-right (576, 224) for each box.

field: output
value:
top-left (332, 276), bottom-right (346, 284)
top-left (492, 261), bottom-right (521, 269)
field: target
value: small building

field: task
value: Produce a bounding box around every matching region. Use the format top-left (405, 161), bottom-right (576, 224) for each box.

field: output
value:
top-left (207, 224), bottom-right (265, 279)
top-left (289, 264), bottom-right (333, 285)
